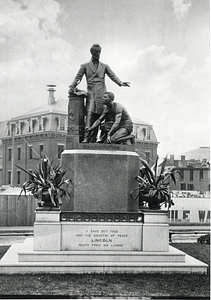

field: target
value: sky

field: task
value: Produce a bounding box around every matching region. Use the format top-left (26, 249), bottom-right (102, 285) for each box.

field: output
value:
top-left (0, 0), bottom-right (210, 159)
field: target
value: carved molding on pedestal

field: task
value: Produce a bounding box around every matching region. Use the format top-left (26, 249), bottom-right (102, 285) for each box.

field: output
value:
top-left (60, 212), bottom-right (143, 222)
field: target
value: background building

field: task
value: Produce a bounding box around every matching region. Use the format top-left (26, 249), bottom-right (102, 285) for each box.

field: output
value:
top-left (133, 118), bottom-right (158, 166)
top-left (167, 148), bottom-right (210, 195)
top-left (0, 86), bottom-right (158, 187)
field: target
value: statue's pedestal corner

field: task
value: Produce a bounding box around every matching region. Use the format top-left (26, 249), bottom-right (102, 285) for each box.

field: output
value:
top-left (141, 209), bottom-right (169, 252)
top-left (36, 206), bottom-right (61, 212)
top-left (35, 207), bottom-right (61, 222)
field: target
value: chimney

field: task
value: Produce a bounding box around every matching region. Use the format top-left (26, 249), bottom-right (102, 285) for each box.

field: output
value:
top-left (169, 154), bottom-right (174, 165)
top-left (181, 155), bottom-right (186, 167)
top-left (47, 85), bottom-right (56, 105)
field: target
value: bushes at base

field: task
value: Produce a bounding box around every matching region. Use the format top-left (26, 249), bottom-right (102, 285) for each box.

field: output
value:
top-left (197, 234), bottom-right (210, 245)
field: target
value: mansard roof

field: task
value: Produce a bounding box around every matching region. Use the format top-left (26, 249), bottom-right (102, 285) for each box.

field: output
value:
top-left (0, 121), bottom-right (8, 138)
top-left (12, 98), bottom-right (68, 121)
top-left (10, 98), bottom-right (152, 127)
top-left (132, 117), bottom-right (151, 126)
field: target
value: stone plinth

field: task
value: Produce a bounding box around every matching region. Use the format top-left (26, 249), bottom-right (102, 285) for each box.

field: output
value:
top-left (61, 148), bottom-right (139, 212)
top-left (142, 210), bottom-right (169, 252)
top-left (33, 208), bottom-right (61, 251)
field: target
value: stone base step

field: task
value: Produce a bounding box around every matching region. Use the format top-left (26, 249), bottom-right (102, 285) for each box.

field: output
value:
top-left (19, 249), bottom-right (185, 263)
top-left (0, 238), bottom-right (208, 274)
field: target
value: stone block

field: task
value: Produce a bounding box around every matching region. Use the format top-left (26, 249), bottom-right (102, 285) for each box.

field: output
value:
top-left (142, 224), bottom-right (169, 252)
top-left (61, 149), bottom-right (139, 212)
top-left (142, 209), bottom-right (169, 223)
top-left (33, 223), bottom-right (61, 251)
top-left (141, 210), bottom-right (169, 252)
top-left (61, 222), bottom-right (142, 251)
top-left (35, 208), bottom-right (61, 222)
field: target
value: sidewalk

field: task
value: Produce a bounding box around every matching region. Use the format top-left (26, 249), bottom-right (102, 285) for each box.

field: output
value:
top-left (0, 226), bottom-right (34, 235)
top-left (0, 227), bottom-right (34, 246)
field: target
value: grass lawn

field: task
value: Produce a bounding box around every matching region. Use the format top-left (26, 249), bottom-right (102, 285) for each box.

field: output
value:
top-left (0, 243), bottom-right (210, 298)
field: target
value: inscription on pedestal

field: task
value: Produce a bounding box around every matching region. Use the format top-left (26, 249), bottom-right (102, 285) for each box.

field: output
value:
top-left (78, 228), bottom-right (128, 249)
top-left (65, 142), bottom-right (136, 152)
top-left (61, 223), bottom-right (142, 251)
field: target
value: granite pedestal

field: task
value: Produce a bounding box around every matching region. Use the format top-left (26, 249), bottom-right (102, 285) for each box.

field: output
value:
top-left (61, 147), bottom-right (139, 212)
top-left (0, 146), bottom-right (208, 274)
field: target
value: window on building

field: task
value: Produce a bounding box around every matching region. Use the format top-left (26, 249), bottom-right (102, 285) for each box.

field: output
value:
top-left (29, 146), bottom-right (33, 159)
top-left (59, 118), bottom-right (65, 131)
top-left (145, 152), bottom-right (150, 164)
top-left (40, 145), bottom-right (44, 158)
top-left (146, 128), bottom-right (151, 140)
top-left (143, 128), bottom-right (146, 139)
top-left (180, 169), bottom-right (184, 180)
top-left (133, 126), bottom-right (138, 138)
top-left (181, 183), bottom-right (186, 190)
top-left (8, 148), bottom-right (12, 161)
top-left (7, 123), bottom-right (11, 136)
top-left (10, 123), bottom-right (15, 135)
top-left (17, 170), bottom-right (20, 185)
top-left (17, 147), bottom-right (21, 160)
top-left (199, 169), bottom-right (203, 181)
top-left (16, 122), bottom-right (20, 134)
top-left (28, 119), bottom-right (32, 132)
top-left (190, 169), bottom-right (194, 181)
top-left (58, 144), bottom-right (65, 159)
top-left (8, 171), bottom-right (11, 185)
top-left (187, 183), bottom-right (194, 190)
top-left (38, 117), bottom-right (43, 131)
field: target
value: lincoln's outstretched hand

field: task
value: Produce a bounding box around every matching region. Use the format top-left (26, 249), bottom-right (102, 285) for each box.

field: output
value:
top-left (120, 82), bottom-right (130, 87)
top-left (68, 86), bottom-right (74, 95)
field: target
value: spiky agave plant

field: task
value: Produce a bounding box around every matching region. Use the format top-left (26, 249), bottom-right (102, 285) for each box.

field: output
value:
top-left (130, 156), bottom-right (180, 209)
top-left (16, 154), bottom-right (72, 207)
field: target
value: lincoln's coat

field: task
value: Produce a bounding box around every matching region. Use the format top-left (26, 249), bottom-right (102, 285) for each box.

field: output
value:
top-left (70, 60), bottom-right (122, 114)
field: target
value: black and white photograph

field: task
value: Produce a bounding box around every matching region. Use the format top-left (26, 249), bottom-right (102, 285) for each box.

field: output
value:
top-left (0, 0), bottom-right (209, 299)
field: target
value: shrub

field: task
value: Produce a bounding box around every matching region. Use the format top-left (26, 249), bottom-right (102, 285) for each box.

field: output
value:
top-left (197, 234), bottom-right (210, 245)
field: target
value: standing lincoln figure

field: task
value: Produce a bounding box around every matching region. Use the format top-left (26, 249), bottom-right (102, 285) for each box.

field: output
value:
top-left (69, 44), bottom-right (130, 143)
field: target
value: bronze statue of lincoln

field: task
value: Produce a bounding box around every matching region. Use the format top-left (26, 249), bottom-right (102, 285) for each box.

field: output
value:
top-left (69, 44), bottom-right (130, 143)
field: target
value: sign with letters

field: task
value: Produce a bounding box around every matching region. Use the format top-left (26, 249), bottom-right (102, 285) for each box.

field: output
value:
top-left (61, 223), bottom-right (142, 251)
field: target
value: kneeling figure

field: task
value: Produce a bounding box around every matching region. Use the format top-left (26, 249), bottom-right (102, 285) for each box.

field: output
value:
top-left (87, 92), bottom-right (134, 145)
